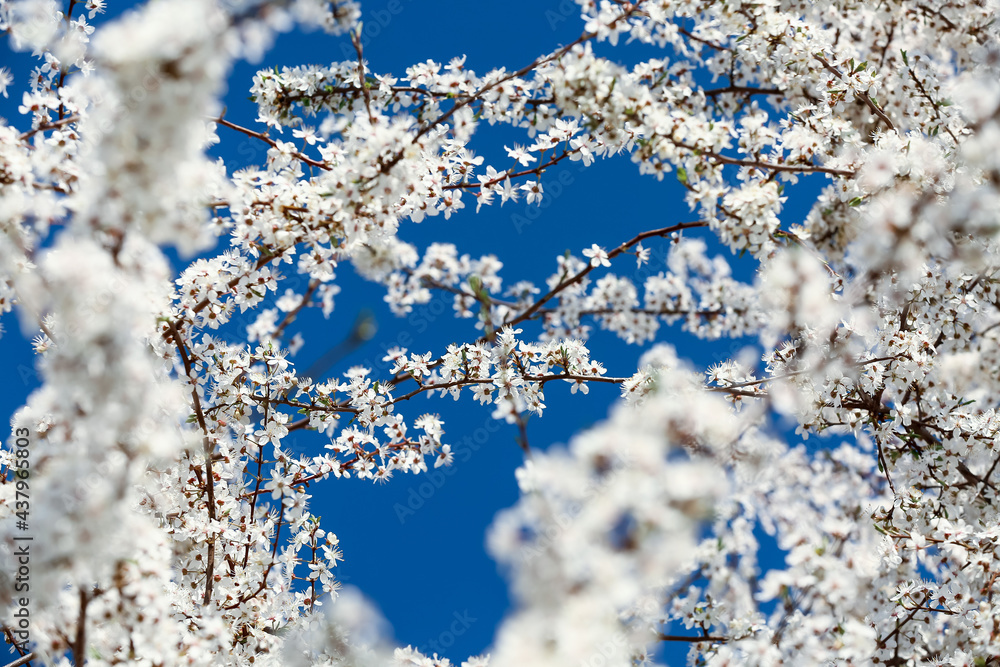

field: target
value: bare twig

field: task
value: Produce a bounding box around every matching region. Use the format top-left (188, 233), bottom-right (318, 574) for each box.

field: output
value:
top-left (658, 632), bottom-right (729, 643)
top-left (272, 279), bottom-right (320, 343)
top-left (350, 29), bottom-right (376, 124)
top-left (704, 85), bottom-right (782, 98)
top-left (19, 114), bottom-right (80, 142)
top-left (693, 146), bottom-right (855, 178)
top-left (166, 319), bottom-right (217, 605)
top-left (72, 589), bottom-right (88, 666)
top-left (215, 117), bottom-right (329, 171)
top-left (903, 61), bottom-right (959, 144)
top-left (676, 26), bottom-right (728, 51)
top-left (444, 148), bottom-right (583, 191)
top-left (3, 653), bottom-right (35, 667)
top-left (502, 220), bottom-right (708, 330)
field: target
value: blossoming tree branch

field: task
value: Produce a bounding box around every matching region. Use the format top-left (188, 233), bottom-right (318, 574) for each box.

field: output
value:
top-left (0, 0), bottom-right (998, 664)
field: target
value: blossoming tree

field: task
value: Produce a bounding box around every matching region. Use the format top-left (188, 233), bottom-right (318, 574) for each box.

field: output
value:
top-left (1, 0), bottom-right (999, 664)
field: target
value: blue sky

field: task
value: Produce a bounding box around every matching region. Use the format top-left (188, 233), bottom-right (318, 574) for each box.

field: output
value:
top-left (0, 1), bottom-right (829, 661)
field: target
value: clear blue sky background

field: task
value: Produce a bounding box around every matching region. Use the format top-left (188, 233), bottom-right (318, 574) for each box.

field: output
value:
top-left (1, 1), bottom-right (823, 661)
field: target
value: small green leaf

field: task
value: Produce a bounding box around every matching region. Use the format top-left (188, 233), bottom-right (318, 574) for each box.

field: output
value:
top-left (849, 196), bottom-right (864, 207)
top-left (676, 166), bottom-right (688, 184)
top-left (900, 49), bottom-right (909, 66)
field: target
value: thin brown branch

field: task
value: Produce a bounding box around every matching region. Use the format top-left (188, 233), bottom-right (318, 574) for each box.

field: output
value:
top-left (1, 626), bottom-right (28, 661)
top-left (574, 306), bottom-right (727, 318)
top-left (19, 114), bottom-right (80, 142)
top-left (72, 589), bottom-right (88, 667)
top-left (265, 373), bottom-right (630, 418)
top-left (444, 148), bottom-right (583, 191)
top-left (676, 26), bottom-right (728, 51)
top-left (272, 279), bottom-right (319, 342)
top-left (225, 491), bottom-right (283, 611)
top-left (350, 29), bottom-right (375, 124)
top-left (670, 136), bottom-right (855, 177)
top-left (704, 149), bottom-right (855, 177)
top-left (877, 436), bottom-right (898, 496)
top-left (3, 653), bottom-right (35, 667)
top-left (704, 85), bottom-right (782, 98)
top-left (513, 410), bottom-right (531, 454)
top-left (657, 632), bottom-right (729, 643)
top-left (878, 592), bottom-right (930, 647)
top-left (166, 319), bottom-right (217, 606)
top-left (916, 4), bottom-right (957, 30)
top-left (503, 220), bottom-right (708, 330)
top-left (241, 442), bottom-right (267, 570)
top-left (904, 62), bottom-right (959, 144)
top-left (275, 83), bottom-right (554, 112)
top-left (709, 386), bottom-right (766, 399)
top-left (813, 54), bottom-right (895, 131)
top-left (215, 117), bottom-right (329, 171)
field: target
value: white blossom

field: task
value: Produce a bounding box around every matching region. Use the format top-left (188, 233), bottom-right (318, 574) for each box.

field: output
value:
top-left (2, 1), bottom-right (1000, 665)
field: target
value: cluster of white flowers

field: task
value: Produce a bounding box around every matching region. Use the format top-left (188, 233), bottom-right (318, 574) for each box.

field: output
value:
top-left (1, 0), bottom-right (1000, 665)
top-left (485, 348), bottom-right (739, 667)
top-left (381, 233), bottom-right (760, 346)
